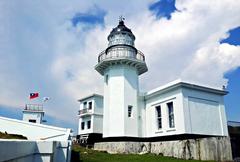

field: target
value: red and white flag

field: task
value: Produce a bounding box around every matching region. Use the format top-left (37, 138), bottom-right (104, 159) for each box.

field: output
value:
top-left (30, 93), bottom-right (39, 99)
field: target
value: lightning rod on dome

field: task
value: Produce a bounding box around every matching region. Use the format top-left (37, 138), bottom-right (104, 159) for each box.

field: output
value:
top-left (119, 15), bottom-right (125, 22)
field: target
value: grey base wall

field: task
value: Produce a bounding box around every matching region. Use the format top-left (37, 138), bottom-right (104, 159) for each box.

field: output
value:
top-left (0, 140), bottom-right (72, 162)
top-left (94, 136), bottom-right (232, 161)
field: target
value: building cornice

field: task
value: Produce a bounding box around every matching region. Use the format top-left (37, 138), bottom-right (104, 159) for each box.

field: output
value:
top-left (78, 94), bottom-right (103, 102)
top-left (145, 79), bottom-right (228, 99)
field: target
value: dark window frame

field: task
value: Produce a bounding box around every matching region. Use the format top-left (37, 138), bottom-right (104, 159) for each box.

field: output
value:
top-left (83, 102), bottom-right (87, 109)
top-left (105, 75), bottom-right (109, 85)
top-left (81, 122), bottom-right (85, 130)
top-left (29, 119), bottom-right (36, 123)
top-left (155, 105), bottom-right (162, 129)
top-left (167, 102), bottom-right (175, 128)
top-left (87, 120), bottom-right (91, 129)
top-left (128, 105), bottom-right (133, 117)
top-left (88, 102), bottom-right (92, 110)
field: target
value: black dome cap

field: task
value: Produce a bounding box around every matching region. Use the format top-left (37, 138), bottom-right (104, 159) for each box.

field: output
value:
top-left (108, 19), bottom-right (135, 40)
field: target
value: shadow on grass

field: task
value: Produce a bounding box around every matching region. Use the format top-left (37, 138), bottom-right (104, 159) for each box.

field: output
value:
top-left (71, 150), bottom-right (82, 162)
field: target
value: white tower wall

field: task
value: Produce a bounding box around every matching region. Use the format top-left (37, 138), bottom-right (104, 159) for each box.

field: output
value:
top-left (22, 112), bottom-right (43, 124)
top-left (103, 65), bottom-right (139, 137)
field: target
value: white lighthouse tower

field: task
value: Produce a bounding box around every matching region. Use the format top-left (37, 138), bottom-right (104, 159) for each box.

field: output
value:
top-left (22, 104), bottom-right (44, 124)
top-left (95, 18), bottom-right (148, 138)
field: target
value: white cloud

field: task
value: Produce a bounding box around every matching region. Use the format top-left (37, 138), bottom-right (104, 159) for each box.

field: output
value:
top-left (181, 43), bottom-right (240, 87)
top-left (132, 0), bottom-right (240, 90)
top-left (0, 0), bottom-right (240, 128)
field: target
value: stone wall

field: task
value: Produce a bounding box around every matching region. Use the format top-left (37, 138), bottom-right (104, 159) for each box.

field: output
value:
top-left (94, 136), bottom-right (232, 161)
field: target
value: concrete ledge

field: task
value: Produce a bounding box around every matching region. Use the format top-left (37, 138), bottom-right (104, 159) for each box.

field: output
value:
top-left (94, 136), bottom-right (232, 161)
top-left (0, 140), bottom-right (71, 162)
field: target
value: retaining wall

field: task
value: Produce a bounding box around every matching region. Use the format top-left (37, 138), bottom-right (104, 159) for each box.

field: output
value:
top-left (0, 140), bottom-right (71, 162)
top-left (94, 136), bottom-right (232, 161)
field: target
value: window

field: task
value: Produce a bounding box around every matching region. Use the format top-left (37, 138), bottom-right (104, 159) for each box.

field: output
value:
top-left (167, 102), bottom-right (175, 128)
top-left (87, 120), bottom-right (91, 129)
top-left (83, 102), bottom-right (87, 109)
top-left (88, 102), bottom-right (92, 110)
top-left (81, 122), bottom-right (85, 130)
top-left (29, 119), bottom-right (36, 123)
top-left (105, 75), bottom-right (109, 85)
top-left (155, 106), bottom-right (162, 129)
top-left (128, 105), bottom-right (133, 117)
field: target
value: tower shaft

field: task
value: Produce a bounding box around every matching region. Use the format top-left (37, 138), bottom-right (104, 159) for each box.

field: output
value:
top-left (95, 19), bottom-right (147, 138)
top-left (103, 65), bottom-right (139, 137)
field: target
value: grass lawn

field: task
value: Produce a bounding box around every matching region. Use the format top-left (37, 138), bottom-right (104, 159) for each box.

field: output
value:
top-left (0, 131), bottom-right (27, 140)
top-left (71, 145), bottom-right (214, 162)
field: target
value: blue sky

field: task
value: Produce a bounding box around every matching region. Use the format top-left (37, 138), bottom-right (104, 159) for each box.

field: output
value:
top-left (149, 0), bottom-right (177, 19)
top-left (0, 0), bottom-right (240, 134)
top-left (71, 5), bottom-right (106, 27)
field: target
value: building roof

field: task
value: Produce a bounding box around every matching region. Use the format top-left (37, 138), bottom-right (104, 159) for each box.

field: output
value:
top-left (78, 93), bottom-right (103, 102)
top-left (145, 79), bottom-right (228, 99)
top-left (0, 116), bottom-right (72, 141)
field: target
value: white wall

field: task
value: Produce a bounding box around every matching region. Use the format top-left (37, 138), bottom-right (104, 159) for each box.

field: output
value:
top-left (78, 116), bottom-right (92, 134)
top-left (78, 95), bottom-right (103, 135)
top-left (79, 96), bottom-right (103, 115)
top-left (144, 86), bottom-right (228, 138)
top-left (95, 96), bottom-right (103, 114)
top-left (22, 111), bottom-right (43, 124)
top-left (103, 64), bottom-right (139, 137)
top-left (182, 88), bottom-right (228, 136)
top-left (145, 88), bottom-right (185, 137)
top-left (78, 115), bottom-right (103, 135)
top-left (0, 140), bottom-right (71, 162)
top-left (103, 65), bottom-right (124, 137)
top-left (0, 116), bottom-right (71, 141)
top-left (79, 98), bottom-right (94, 113)
top-left (123, 65), bottom-right (139, 137)
top-left (93, 115), bottom-right (103, 133)
top-left (137, 94), bottom-right (146, 137)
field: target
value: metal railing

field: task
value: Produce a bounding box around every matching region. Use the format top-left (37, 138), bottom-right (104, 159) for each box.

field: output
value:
top-left (24, 104), bottom-right (43, 111)
top-left (98, 47), bottom-right (145, 63)
top-left (78, 108), bottom-right (92, 115)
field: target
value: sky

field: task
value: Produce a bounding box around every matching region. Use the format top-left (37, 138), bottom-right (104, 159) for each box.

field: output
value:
top-left (0, 0), bottom-right (239, 134)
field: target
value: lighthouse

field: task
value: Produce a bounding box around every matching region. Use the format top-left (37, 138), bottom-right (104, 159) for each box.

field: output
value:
top-left (95, 18), bottom-right (148, 138)
top-left (22, 104), bottom-right (45, 124)
top-left (79, 17), bottom-right (230, 161)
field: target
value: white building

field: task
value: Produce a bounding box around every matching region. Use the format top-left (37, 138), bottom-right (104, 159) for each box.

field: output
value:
top-left (0, 116), bottom-right (72, 162)
top-left (77, 94), bottom-right (103, 144)
top-left (1, 104), bottom-right (72, 162)
top-left (78, 19), bottom-right (228, 143)
top-left (22, 104), bottom-right (45, 124)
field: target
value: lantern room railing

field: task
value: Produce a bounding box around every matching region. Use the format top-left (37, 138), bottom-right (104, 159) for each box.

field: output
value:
top-left (98, 47), bottom-right (145, 63)
top-left (24, 104), bottom-right (43, 111)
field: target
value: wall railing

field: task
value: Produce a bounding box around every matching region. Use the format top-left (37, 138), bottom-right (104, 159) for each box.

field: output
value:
top-left (98, 47), bottom-right (145, 63)
top-left (24, 104), bottom-right (43, 111)
top-left (78, 108), bottom-right (92, 115)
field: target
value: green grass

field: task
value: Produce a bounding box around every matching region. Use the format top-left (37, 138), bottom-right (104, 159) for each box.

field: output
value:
top-left (0, 131), bottom-right (27, 140)
top-left (71, 145), bottom-right (214, 162)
